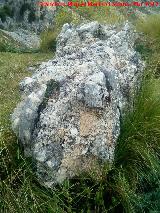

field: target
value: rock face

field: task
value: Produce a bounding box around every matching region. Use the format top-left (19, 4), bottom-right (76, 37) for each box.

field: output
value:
top-left (0, 0), bottom-right (56, 33)
top-left (12, 21), bottom-right (144, 187)
top-left (1, 29), bottom-right (40, 49)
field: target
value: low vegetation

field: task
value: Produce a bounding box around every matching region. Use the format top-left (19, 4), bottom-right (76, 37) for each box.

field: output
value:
top-left (0, 5), bottom-right (13, 23)
top-left (136, 14), bottom-right (160, 43)
top-left (1, 8), bottom-right (160, 213)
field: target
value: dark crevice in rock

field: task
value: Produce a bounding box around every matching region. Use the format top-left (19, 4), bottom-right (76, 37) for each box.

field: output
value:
top-left (94, 24), bottom-right (106, 40)
top-left (33, 79), bottom-right (60, 133)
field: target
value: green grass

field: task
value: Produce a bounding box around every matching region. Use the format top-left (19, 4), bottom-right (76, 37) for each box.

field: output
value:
top-left (136, 14), bottom-right (160, 43)
top-left (0, 52), bottom-right (53, 181)
top-left (0, 52), bottom-right (55, 213)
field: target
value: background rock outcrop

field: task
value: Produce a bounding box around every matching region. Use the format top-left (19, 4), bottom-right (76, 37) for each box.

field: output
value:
top-left (12, 21), bottom-right (144, 187)
top-left (1, 28), bottom-right (40, 49)
top-left (0, 0), bottom-right (56, 33)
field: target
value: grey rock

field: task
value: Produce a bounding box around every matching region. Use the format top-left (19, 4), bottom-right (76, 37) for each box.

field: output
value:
top-left (12, 21), bottom-right (144, 187)
top-left (0, 0), bottom-right (57, 33)
top-left (1, 29), bottom-right (40, 49)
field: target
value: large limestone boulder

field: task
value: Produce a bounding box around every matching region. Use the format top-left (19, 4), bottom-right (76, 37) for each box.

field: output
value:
top-left (12, 21), bottom-right (144, 187)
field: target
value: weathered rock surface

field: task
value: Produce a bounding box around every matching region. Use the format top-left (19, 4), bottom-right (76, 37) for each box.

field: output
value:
top-left (12, 21), bottom-right (144, 187)
top-left (1, 29), bottom-right (40, 49)
top-left (0, 0), bottom-right (56, 33)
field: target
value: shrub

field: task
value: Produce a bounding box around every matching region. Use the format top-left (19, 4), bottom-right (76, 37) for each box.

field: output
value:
top-left (19, 3), bottom-right (31, 18)
top-left (0, 5), bottom-right (13, 22)
top-left (3, 5), bottom-right (13, 17)
top-left (28, 10), bottom-right (36, 23)
top-left (40, 12), bottom-right (44, 20)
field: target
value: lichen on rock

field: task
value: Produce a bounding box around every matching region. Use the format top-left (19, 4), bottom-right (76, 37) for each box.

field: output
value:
top-left (12, 21), bottom-right (144, 187)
